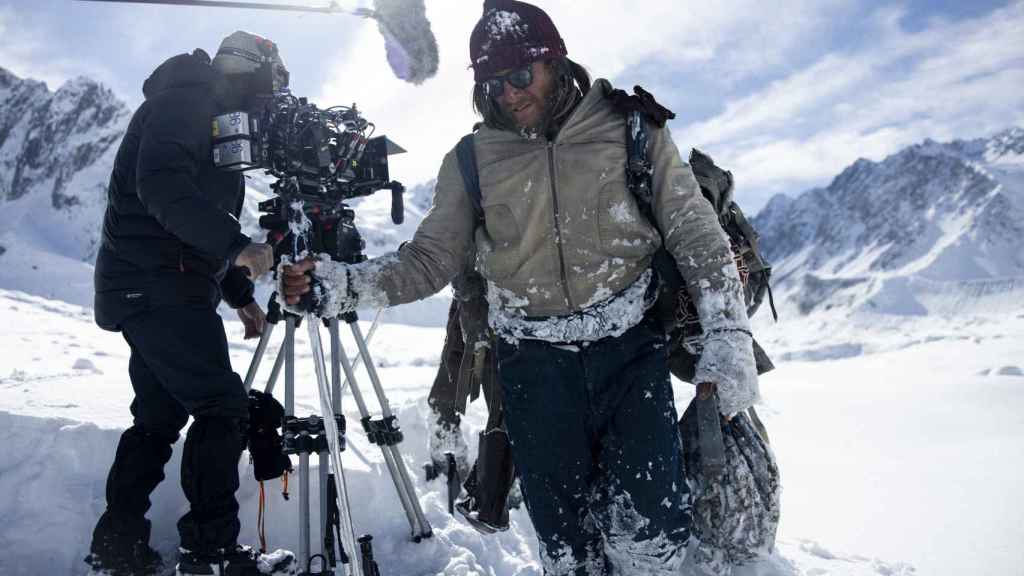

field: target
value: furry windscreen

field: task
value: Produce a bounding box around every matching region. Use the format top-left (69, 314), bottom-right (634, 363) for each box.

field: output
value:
top-left (369, 0), bottom-right (439, 84)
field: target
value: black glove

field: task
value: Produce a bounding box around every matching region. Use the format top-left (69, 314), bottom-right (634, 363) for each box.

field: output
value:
top-left (247, 389), bottom-right (293, 482)
top-left (607, 85), bottom-right (676, 127)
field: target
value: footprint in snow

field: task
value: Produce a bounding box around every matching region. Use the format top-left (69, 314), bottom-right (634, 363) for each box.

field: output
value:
top-left (72, 358), bottom-right (103, 374)
top-left (996, 366), bottom-right (1023, 377)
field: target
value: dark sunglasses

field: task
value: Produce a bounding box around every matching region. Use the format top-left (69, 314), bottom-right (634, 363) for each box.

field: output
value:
top-left (482, 65), bottom-right (534, 98)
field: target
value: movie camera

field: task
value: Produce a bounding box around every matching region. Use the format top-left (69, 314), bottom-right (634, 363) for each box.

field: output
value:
top-left (212, 84), bottom-right (407, 282)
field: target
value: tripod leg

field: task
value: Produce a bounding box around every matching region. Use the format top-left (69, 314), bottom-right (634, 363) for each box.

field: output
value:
top-left (330, 319), bottom-right (423, 539)
top-left (337, 308), bottom-right (384, 398)
top-left (300, 451), bottom-right (311, 567)
top-left (264, 341), bottom-right (286, 396)
top-left (285, 316), bottom-right (296, 415)
top-left (319, 450), bottom-right (329, 562)
top-left (330, 320), bottom-right (343, 413)
top-left (243, 322), bottom-right (277, 391)
top-left (308, 315), bottom-right (364, 576)
top-left (348, 321), bottom-right (433, 540)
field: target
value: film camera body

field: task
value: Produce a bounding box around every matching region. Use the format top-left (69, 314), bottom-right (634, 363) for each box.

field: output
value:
top-left (211, 69), bottom-right (406, 311)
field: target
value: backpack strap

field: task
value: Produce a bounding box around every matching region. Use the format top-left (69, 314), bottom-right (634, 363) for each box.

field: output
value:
top-left (612, 85), bottom-right (673, 219)
top-left (625, 110), bottom-right (655, 214)
top-left (455, 133), bottom-right (484, 224)
top-left (622, 103), bottom-right (686, 310)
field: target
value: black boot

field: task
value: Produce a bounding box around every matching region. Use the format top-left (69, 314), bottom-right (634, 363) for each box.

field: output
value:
top-left (87, 424), bottom-right (176, 574)
top-left (175, 545), bottom-right (296, 575)
top-left (85, 516), bottom-right (164, 576)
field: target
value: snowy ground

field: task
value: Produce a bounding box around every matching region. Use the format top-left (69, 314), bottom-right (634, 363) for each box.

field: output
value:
top-left (0, 285), bottom-right (1021, 576)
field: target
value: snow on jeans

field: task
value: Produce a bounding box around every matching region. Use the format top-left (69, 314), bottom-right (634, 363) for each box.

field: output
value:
top-left (496, 316), bottom-right (692, 575)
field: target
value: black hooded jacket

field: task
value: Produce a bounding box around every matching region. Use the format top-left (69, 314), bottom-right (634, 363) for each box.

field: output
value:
top-left (94, 50), bottom-right (254, 331)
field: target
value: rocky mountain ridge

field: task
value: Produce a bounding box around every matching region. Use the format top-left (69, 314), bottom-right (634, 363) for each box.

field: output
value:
top-left (752, 128), bottom-right (1024, 316)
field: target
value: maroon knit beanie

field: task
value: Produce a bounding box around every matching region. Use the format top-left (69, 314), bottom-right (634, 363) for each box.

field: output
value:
top-left (469, 0), bottom-right (568, 82)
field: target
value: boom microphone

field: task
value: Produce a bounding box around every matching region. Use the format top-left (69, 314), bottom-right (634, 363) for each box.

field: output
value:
top-left (361, 0), bottom-right (439, 85)
top-left (74, 0), bottom-right (440, 84)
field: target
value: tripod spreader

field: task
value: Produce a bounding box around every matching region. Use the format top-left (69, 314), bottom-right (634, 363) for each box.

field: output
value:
top-left (361, 415), bottom-right (404, 446)
top-left (282, 414), bottom-right (347, 455)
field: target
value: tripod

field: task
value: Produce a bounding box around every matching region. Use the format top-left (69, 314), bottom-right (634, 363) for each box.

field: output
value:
top-left (243, 294), bottom-right (433, 576)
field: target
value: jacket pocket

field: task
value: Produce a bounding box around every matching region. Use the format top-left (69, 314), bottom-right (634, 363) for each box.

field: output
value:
top-left (477, 203), bottom-right (522, 281)
top-left (596, 178), bottom-right (660, 258)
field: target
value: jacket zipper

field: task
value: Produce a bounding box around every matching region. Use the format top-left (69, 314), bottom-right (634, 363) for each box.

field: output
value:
top-left (547, 142), bottom-right (576, 310)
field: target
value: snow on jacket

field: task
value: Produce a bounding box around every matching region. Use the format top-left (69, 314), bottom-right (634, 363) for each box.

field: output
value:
top-left (318, 79), bottom-right (759, 414)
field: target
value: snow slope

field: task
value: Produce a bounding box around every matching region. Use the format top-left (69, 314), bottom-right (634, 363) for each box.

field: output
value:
top-left (1, 287), bottom-right (983, 576)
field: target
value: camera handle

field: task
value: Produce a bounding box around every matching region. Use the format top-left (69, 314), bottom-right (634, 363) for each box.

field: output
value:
top-left (382, 181), bottom-right (405, 225)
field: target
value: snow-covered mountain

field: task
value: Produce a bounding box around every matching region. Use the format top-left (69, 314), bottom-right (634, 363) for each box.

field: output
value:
top-left (752, 128), bottom-right (1024, 317)
top-left (0, 67), bottom-right (131, 304)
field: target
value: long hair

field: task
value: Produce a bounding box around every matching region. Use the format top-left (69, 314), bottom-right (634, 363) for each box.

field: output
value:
top-left (471, 57), bottom-right (592, 133)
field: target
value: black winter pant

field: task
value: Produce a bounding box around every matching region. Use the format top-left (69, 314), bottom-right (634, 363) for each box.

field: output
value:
top-left (496, 317), bottom-right (692, 576)
top-left (92, 306), bottom-right (250, 556)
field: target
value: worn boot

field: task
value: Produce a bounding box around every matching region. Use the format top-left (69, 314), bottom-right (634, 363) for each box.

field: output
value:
top-left (84, 516), bottom-right (164, 576)
top-left (175, 545), bottom-right (296, 575)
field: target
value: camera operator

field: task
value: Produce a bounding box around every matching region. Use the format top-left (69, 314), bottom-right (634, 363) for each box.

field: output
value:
top-left (87, 31), bottom-right (294, 576)
top-left (283, 1), bottom-right (760, 573)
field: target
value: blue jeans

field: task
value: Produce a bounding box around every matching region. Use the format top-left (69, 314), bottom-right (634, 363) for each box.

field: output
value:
top-left (496, 317), bottom-right (691, 575)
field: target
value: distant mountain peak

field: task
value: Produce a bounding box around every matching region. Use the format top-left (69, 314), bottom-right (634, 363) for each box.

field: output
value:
top-left (752, 129), bottom-right (1024, 317)
top-left (986, 127), bottom-right (1024, 159)
top-left (0, 66), bottom-right (17, 86)
top-left (0, 68), bottom-right (130, 262)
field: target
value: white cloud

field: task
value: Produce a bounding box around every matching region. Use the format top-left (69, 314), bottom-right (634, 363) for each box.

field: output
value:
top-left (5, 0), bottom-right (1018, 218)
top-left (677, 1), bottom-right (1024, 210)
top-left (318, 0), bottom-right (855, 188)
top-left (0, 6), bottom-right (109, 91)
top-left (316, 3), bottom-right (481, 185)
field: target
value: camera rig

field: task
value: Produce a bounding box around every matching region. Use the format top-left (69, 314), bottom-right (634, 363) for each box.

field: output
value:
top-left (213, 89), bottom-right (406, 296)
top-left (215, 89), bottom-right (433, 575)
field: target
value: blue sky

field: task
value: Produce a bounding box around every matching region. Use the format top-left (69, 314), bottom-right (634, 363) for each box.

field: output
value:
top-left (1, 0), bottom-right (1022, 213)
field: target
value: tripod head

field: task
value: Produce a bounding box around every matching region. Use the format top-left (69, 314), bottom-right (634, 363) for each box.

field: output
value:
top-left (227, 93), bottom-right (406, 314)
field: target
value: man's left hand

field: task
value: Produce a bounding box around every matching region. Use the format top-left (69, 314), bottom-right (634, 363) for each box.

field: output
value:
top-left (238, 301), bottom-right (267, 339)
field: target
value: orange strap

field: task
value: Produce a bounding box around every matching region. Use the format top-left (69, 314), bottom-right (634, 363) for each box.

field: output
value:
top-left (257, 481), bottom-right (267, 553)
top-left (256, 472), bottom-right (292, 555)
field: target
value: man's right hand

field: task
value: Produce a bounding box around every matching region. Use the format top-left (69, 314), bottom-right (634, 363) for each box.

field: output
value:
top-left (234, 243), bottom-right (275, 279)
